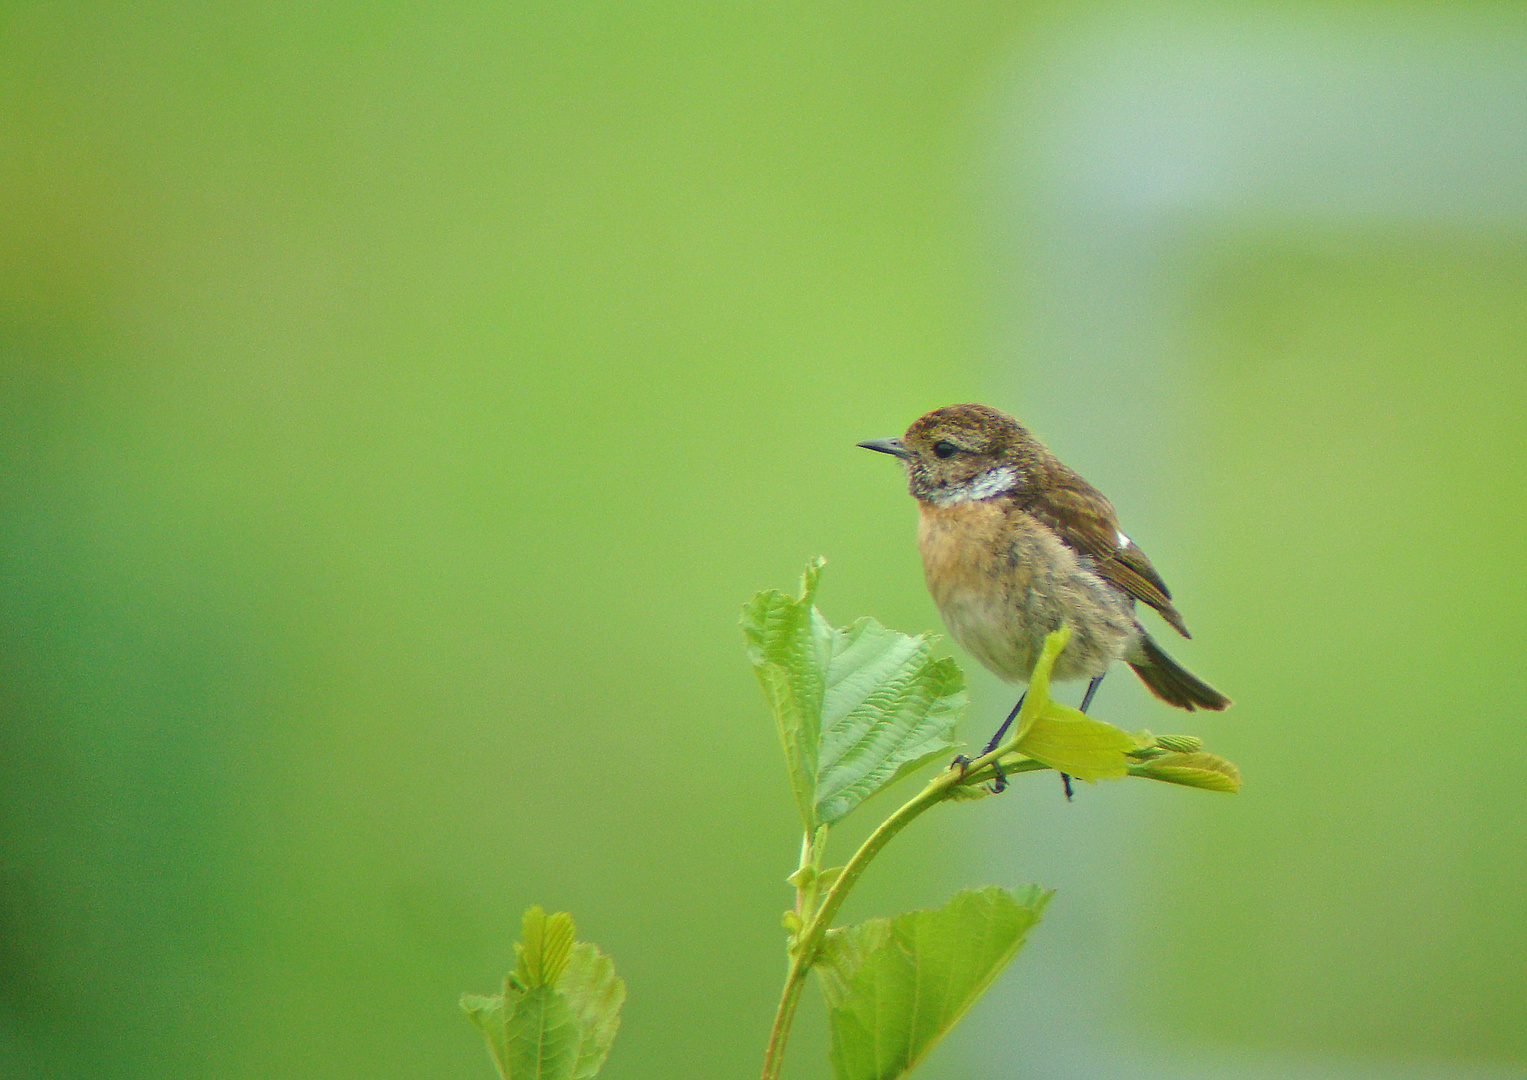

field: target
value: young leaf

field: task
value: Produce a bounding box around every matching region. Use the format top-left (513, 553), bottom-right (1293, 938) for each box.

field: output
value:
top-left (462, 992), bottom-right (513, 1079)
top-left (503, 985), bottom-right (580, 1080)
top-left (516, 906), bottom-right (576, 988)
top-left (743, 561), bottom-right (966, 829)
top-left (462, 985), bottom-right (581, 1080)
top-left (1130, 750), bottom-right (1242, 792)
top-left (816, 918), bottom-right (893, 1008)
top-left (742, 557), bottom-right (834, 830)
top-left (816, 619), bottom-right (964, 825)
top-left (464, 909), bottom-right (625, 1080)
top-left (557, 942), bottom-right (626, 1079)
top-left (826, 886), bottom-right (1052, 1080)
top-left (1013, 703), bottom-right (1139, 782)
top-left (1004, 625), bottom-right (1072, 748)
top-left (987, 625), bottom-right (1137, 783)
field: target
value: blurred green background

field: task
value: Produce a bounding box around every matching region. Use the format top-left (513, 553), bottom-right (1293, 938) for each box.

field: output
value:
top-left (1, 3), bottom-right (1523, 1079)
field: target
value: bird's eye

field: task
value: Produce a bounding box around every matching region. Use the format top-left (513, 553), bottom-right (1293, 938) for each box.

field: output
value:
top-left (933, 440), bottom-right (958, 459)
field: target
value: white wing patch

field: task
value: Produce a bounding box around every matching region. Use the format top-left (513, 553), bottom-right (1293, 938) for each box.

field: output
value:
top-left (1116, 530), bottom-right (1131, 549)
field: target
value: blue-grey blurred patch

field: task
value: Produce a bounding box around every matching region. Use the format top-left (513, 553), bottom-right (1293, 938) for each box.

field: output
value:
top-left (962, 6), bottom-right (1527, 1079)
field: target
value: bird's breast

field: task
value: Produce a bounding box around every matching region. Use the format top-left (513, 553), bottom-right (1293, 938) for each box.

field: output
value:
top-left (917, 501), bottom-right (1020, 608)
top-left (917, 501), bottom-right (1033, 681)
top-left (917, 500), bottom-right (1137, 684)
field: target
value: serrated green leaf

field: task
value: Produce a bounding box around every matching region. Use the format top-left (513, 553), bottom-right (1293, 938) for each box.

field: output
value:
top-left (516, 907), bottom-right (576, 989)
top-left (556, 942), bottom-right (626, 1079)
top-left (1130, 751), bottom-right (1242, 793)
top-left (1005, 625), bottom-right (1071, 747)
top-left (816, 619), bottom-right (964, 825)
top-left (462, 992), bottom-right (513, 1080)
top-left (816, 918), bottom-right (893, 1008)
top-left (462, 985), bottom-right (581, 1080)
top-left (1014, 702), bottom-right (1139, 782)
top-left (984, 626), bottom-right (1137, 783)
top-left (462, 993), bottom-right (506, 1018)
top-left (465, 910), bottom-right (624, 1080)
top-left (743, 561), bottom-right (966, 829)
top-left (742, 558), bottom-right (834, 830)
top-left (503, 985), bottom-right (580, 1080)
top-left (826, 886), bottom-right (1052, 1080)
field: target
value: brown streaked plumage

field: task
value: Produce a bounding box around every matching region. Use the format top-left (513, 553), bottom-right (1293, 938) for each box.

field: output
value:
top-left (859, 403), bottom-right (1229, 712)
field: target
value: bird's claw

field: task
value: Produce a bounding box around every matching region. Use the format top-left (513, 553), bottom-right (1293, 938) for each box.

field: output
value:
top-left (986, 762), bottom-right (1008, 795)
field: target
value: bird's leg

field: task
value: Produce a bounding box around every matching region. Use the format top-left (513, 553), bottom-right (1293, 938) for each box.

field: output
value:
top-left (983, 693), bottom-right (1026, 755)
top-left (1058, 675), bottom-right (1105, 802)
top-left (981, 693), bottom-right (1026, 794)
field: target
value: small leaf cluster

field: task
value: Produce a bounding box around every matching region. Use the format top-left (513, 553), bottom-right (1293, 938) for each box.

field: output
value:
top-left (462, 908), bottom-right (625, 1080)
top-left (746, 561), bottom-right (1241, 1080)
top-left (1127, 732), bottom-right (1242, 792)
top-left (459, 558), bottom-right (1239, 1080)
top-left (968, 625), bottom-right (1242, 794)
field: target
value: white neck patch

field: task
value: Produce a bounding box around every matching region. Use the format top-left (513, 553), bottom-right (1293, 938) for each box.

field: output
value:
top-left (926, 466), bottom-right (1018, 506)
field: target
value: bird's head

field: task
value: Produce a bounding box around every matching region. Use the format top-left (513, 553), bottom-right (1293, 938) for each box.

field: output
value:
top-left (858, 404), bottom-right (1046, 505)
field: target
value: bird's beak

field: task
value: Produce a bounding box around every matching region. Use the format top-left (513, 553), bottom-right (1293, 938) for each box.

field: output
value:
top-left (857, 437), bottom-right (912, 459)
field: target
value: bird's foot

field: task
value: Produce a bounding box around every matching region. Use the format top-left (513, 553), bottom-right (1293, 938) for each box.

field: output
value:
top-left (987, 761), bottom-right (1008, 795)
top-left (950, 753), bottom-right (1010, 794)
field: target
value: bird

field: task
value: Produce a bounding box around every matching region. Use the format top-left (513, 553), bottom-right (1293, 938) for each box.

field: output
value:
top-left (859, 403), bottom-right (1229, 790)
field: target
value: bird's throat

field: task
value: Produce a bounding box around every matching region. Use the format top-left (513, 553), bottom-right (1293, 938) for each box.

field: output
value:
top-left (922, 466), bottom-right (1017, 507)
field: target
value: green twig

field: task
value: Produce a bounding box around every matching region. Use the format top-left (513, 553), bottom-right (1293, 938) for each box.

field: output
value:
top-left (759, 738), bottom-right (1043, 1080)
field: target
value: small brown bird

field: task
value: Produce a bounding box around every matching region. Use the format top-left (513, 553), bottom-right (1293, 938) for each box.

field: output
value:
top-left (860, 404), bottom-right (1228, 769)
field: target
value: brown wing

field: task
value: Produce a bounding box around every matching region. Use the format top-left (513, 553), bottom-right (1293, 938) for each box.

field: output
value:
top-left (1021, 467), bottom-right (1192, 638)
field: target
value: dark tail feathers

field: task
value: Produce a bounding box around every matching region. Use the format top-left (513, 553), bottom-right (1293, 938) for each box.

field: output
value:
top-left (1128, 634), bottom-right (1231, 711)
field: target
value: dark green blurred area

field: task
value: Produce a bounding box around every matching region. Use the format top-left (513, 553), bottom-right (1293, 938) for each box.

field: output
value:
top-left (1, 3), bottom-right (1524, 1079)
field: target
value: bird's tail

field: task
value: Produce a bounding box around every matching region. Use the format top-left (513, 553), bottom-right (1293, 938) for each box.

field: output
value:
top-left (1127, 633), bottom-right (1231, 711)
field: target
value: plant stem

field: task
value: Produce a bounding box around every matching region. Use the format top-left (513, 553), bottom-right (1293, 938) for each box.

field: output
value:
top-left (759, 742), bottom-right (1039, 1080)
top-left (759, 953), bottom-right (811, 1080)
